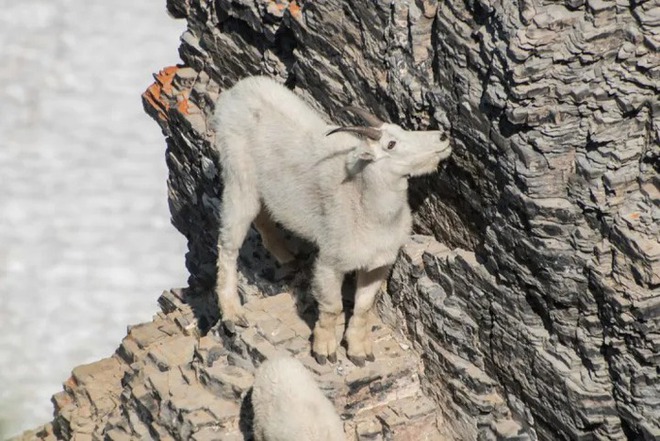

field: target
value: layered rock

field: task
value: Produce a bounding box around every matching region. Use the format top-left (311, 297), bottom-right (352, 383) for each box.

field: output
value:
top-left (14, 287), bottom-right (455, 441)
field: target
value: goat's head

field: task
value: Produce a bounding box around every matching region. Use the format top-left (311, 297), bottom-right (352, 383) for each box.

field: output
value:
top-left (327, 106), bottom-right (452, 179)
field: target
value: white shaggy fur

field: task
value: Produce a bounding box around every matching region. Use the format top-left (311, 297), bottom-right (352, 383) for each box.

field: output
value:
top-left (212, 76), bottom-right (452, 364)
top-left (251, 356), bottom-right (344, 441)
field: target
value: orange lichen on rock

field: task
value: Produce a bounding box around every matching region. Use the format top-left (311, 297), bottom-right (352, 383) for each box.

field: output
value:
top-left (142, 65), bottom-right (181, 122)
top-left (177, 94), bottom-right (190, 115)
top-left (288, 0), bottom-right (302, 19)
top-left (157, 65), bottom-right (178, 94)
top-left (265, 0), bottom-right (302, 19)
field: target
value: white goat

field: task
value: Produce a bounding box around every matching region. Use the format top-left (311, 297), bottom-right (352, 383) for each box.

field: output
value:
top-left (212, 76), bottom-right (451, 365)
top-left (251, 356), bottom-right (344, 441)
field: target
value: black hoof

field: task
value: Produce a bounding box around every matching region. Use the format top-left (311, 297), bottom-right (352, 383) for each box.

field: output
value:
top-left (366, 353), bottom-right (375, 362)
top-left (314, 353), bottom-right (327, 365)
top-left (348, 355), bottom-right (365, 367)
top-left (328, 352), bottom-right (337, 363)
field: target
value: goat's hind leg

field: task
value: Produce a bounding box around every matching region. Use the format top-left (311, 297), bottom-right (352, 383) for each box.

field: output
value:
top-left (311, 260), bottom-right (344, 365)
top-left (253, 209), bottom-right (295, 265)
top-left (216, 185), bottom-right (260, 333)
top-left (345, 265), bottom-right (390, 366)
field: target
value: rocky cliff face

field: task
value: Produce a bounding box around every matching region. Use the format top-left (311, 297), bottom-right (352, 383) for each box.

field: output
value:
top-left (16, 0), bottom-right (658, 440)
top-left (143, 0), bottom-right (658, 439)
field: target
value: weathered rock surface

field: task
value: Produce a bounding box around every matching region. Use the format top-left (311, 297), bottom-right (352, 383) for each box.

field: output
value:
top-left (16, 0), bottom-right (659, 440)
top-left (140, 0), bottom-right (658, 439)
top-left (13, 288), bottom-right (454, 441)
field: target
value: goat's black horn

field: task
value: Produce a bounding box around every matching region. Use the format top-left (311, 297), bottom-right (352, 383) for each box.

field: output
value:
top-left (326, 126), bottom-right (382, 141)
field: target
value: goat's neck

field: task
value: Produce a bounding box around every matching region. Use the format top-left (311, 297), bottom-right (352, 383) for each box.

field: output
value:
top-left (356, 167), bottom-right (408, 223)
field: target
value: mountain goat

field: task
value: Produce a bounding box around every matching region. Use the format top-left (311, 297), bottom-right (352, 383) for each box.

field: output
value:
top-left (213, 76), bottom-right (452, 365)
top-left (251, 356), bottom-right (344, 441)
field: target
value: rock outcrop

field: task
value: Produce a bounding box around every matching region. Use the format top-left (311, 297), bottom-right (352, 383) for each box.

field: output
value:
top-left (15, 287), bottom-right (456, 441)
top-left (16, 0), bottom-right (659, 440)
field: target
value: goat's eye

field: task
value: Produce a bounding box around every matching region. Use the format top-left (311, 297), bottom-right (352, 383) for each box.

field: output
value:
top-left (440, 133), bottom-right (448, 141)
top-left (387, 141), bottom-right (396, 150)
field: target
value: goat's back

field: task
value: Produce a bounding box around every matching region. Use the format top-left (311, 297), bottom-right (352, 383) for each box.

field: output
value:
top-left (251, 356), bottom-right (345, 441)
top-left (213, 76), bottom-right (328, 138)
top-left (212, 76), bottom-right (330, 174)
top-left (212, 77), bottom-right (353, 243)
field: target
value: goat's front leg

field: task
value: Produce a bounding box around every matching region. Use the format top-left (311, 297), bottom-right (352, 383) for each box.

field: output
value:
top-left (311, 260), bottom-right (344, 365)
top-left (345, 265), bottom-right (390, 366)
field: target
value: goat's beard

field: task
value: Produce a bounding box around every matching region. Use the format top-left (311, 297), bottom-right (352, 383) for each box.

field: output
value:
top-left (406, 151), bottom-right (445, 177)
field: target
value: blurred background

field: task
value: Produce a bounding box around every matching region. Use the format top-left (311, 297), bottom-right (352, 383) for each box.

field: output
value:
top-left (0, 1), bottom-right (188, 437)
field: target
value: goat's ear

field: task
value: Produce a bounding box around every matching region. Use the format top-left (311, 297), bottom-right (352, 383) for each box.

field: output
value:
top-left (353, 143), bottom-right (379, 162)
top-left (346, 143), bottom-right (376, 175)
top-left (346, 142), bottom-right (382, 174)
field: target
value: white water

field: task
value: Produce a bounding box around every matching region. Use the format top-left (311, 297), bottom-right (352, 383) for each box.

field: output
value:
top-left (0, 1), bottom-right (188, 437)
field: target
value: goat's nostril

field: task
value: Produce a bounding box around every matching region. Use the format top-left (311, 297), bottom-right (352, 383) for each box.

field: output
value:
top-left (440, 132), bottom-right (448, 142)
